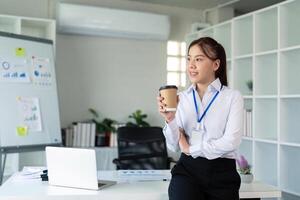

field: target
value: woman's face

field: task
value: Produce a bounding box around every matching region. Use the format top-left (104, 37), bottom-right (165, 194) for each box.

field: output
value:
top-left (187, 45), bottom-right (220, 84)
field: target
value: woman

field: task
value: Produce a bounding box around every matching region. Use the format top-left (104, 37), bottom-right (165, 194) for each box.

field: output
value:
top-left (157, 37), bottom-right (243, 200)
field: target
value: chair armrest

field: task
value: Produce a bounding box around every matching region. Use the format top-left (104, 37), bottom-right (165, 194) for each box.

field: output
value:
top-left (112, 158), bottom-right (121, 167)
top-left (112, 158), bottom-right (118, 164)
top-left (167, 157), bottom-right (177, 169)
top-left (168, 157), bottom-right (177, 164)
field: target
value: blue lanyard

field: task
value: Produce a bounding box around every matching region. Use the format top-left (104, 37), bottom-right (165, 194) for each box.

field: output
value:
top-left (192, 85), bottom-right (223, 123)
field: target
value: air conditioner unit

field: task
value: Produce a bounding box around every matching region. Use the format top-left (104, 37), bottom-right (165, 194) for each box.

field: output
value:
top-left (57, 3), bottom-right (170, 41)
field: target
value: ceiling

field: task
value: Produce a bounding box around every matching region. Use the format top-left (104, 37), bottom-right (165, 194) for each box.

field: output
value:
top-left (127, 0), bottom-right (286, 15)
top-left (128, 0), bottom-right (232, 10)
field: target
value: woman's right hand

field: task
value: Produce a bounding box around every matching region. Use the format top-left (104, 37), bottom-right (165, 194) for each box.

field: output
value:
top-left (156, 96), bottom-right (178, 123)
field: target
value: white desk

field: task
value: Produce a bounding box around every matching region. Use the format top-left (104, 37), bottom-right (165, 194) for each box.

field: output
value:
top-left (0, 171), bottom-right (281, 200)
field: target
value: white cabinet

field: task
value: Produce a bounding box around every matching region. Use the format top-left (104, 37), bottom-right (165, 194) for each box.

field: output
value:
top-left (254, 142), bottom-right (278, 186)
top-left (280, 145), bottom-right (300, 196)
top-left (186, 0), bottom-right (300, 198)
top-left (0, 14), bottom-right (55, 44)
top-left (280, 49), bottom-right (300, 95)
top-left (255, 7), bottom-right (278, 53)
top-left (255, 53), bottom-right (277, 95)
top-left (234, 57), bottom-right (253, 96)
top-left (0, 16), bottom-right (20, 33)
top-left (233, 15), bottom-right (253, 57)
top-left (214, 22), bottom-right (231, 58)
top-left (280, 1), bottom-right (300, 49)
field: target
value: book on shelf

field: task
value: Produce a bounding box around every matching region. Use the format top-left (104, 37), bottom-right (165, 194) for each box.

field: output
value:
top-left (90, 123), bottom-right (96, 148)
top-left (62, 122), bottom-right (97, 148)
top-left (109, 132), bottom-right (118, 147)
top-left (86, 123), bottom-right (91, 148)
top-left (243, 109), bottom-right (252, 138)
top-left (66, 127), bottom-right (74, 147)
top-left (61, 121), bottom-right (125, 148)
top-left (109, 123), bottom-right (126, 147)
top-left (61, 127), bottom-right (74, 147)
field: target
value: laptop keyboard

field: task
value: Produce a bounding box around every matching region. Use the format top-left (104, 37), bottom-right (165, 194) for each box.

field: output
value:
top-left (117, 170), bottom-right (171, 181)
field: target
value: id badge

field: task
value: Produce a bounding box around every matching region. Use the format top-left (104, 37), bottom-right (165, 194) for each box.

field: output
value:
top-left (190, 129), bottom-right (204, 146)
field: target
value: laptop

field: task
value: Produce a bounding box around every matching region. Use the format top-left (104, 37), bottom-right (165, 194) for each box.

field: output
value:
top-left (46, 146), bottom-right (116, 190)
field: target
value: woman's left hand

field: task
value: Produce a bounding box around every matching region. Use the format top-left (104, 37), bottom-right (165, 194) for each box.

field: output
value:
top-left (179, 129), bottom-right (190, 155)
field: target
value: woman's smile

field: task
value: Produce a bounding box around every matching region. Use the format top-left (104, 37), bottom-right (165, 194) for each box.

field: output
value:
top-left (189, 71), bottom-right (199, 77)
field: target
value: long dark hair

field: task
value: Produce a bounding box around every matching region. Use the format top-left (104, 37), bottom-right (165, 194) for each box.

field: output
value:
top-left (188, 37), bottom-right (228, 86)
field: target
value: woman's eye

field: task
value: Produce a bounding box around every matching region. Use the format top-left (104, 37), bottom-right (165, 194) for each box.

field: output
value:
top-left (196, 58), bottom-right (202, 62)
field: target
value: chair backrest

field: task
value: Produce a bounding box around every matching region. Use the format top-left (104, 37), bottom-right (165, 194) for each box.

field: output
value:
top-left (116, 126), bottom-right (169, 170)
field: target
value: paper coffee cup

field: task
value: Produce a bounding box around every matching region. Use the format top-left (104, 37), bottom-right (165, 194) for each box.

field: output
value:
top-left (159, 85), bottom-right (178, 112)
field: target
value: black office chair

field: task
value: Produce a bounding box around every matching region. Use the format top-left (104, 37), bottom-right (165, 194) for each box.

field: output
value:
top-left (112, 126), bottom-right (175, 170)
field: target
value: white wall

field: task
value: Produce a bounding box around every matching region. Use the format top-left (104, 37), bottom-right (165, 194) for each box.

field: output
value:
top-left (0, 0), bottom-right (49, 18)
top-left (56, 34), bottom-right (166, 126)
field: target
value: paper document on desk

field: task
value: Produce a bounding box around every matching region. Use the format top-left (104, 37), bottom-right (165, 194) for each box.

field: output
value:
top-left (117, 170), bottom-right (171, 182)
top-left (10, 166), bottom-right (46, 182)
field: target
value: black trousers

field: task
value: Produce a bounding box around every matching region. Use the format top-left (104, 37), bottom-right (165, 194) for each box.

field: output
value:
top-left (169, 153), bottom-right (241, 200)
